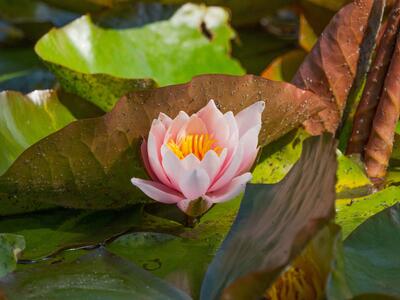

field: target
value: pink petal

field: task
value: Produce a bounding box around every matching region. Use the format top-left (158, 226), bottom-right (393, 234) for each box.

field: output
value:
top-left (181, 153), bottom-right (201, 170)
top-left (164, 111), bottom-right (190, 144)
top-left (197, 100), bottom-right (229, 141)
top-left (147, 120), bottom-right (171, 186)
top-left (177, 198), bottom-right (213, 217)
top-left (158, 112), bottom-right (172, 128)
top-left (141, 140), bottom-right (157, 181)
top-left (237, 125), bottom-right (261, 174)
top-left (131, 178), bottom-right (184, 204)
top-left (204, 173), bottom-right (252, 203)
top-left (201, 149), bottom-right (227, 183)
top-left (161, 148), bottom-right (186, 190)
top-left (177, 114), bottom-right (208, 141)
top-left (178, 168), bottom-right (210, 200)
top-left (235, 101), bottom-right (265, 137)
top-left (209, 143), bottom-right (244, 192)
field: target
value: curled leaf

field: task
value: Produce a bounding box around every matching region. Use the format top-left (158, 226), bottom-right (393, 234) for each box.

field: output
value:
top-left (200, 135), bottom-right (337, 300)
top-left (365, 27), bottom-right (400, 180)
top-left (293, 0), bottom-right (384, 135)
top-left (347, 1), bottom-right (400, 156)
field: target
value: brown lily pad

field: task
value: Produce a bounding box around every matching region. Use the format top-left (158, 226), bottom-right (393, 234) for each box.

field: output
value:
top-left (0, 74), bottom-right (325, 215)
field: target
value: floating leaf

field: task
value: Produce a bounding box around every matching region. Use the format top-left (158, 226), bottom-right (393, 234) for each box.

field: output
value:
top-left (0, 90), bottom-right (75, 176)
top-left (293, 0), bottom-right (384, 134)
top-left (0, 74), bottom-right (324, 214)
top-left (35, 4), bottom-right (245, 111)
top-left (200, 135), bottom-right (337, 299)
top-left (0, 207), bottom-right (141, 260)
top-left (328, 203), bottom-right (400, 299)
top-left (335, 151), bottom-right (372, 199)
top-left (0, 248), bottom-right (191, 300)
top-left (336, 186), bottom-right (400, 239)
top-left (0, 234), bottom-right (25, 278)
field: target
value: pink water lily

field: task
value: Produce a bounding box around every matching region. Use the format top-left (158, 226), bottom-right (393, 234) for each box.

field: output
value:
top-left (131, 100), bottom-right (265, 216)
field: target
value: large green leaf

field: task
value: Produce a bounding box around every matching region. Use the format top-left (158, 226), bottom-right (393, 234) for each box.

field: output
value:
top-left (107, 196), bottom-right (241, 297)
top-left (0, 248), bottom-right (191, 300)
top-left (35, 4), bottom-right (245, 111)
top-left (0, 207), bottom-right (142, 260)
top-left (328, 203), bottom-right (400, 299)
top-left (336, 186), bottom-right (400, 239)
top-left (0, 74), bottom-right (324, 215)
top-left (252, 129), bottom-right (372, 197)
top-left (200, 135), bottom-right (337, 299)
top-left (0, 234), bottom-right (25, 278)
top-left (0, 90), bottom-right (75, 176)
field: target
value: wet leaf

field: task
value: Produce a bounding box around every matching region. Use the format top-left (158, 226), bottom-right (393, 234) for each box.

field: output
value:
top-left (200, 135), bottom-right (337, 299)
top-left (0, 90), bottom-right (75, 177)
top-left (35, 4), bottom-right (244, 111)
top-left (0, 74), bottom-right (324, 214)
top-left (261, 49), bottom-right (307, 82)
top-left (0, 207), bottom-right (141, 260)
top-left (293, 0), bottom-right (384, 134)
top-left (0, 234), bottom-right (25, 278)
top-left (328, 203), bottom-right (400, 299)
top-left (336, 186), bottom-right (400, 239)
top-left (0, 248), bottom-right (191, 300)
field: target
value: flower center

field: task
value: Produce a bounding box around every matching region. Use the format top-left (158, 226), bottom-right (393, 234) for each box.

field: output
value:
top-left (167, 134), bottom-right (222, 160)
top-left (265, 255), bottom-right (323, 300)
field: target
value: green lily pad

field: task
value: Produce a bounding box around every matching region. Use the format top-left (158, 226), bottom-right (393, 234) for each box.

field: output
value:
top-left (0, 234), bottom-right (25, 278)
top-left (336, 186), bottom-right (400, 239)
top-left (0, 90), bottom-right (75, 177)
top-left (201, 135), bottom-right (337, 299)
top-left (328, 203), bottom-right (400, 299)
top-left (0, 207), bottom-right (142, 260)
top-left (35, 4), bottom-right (244, 111)
top-left (107, 196), bottom-right (242, 297)
top-left (0, 248), bottom-right (191, 300)
top-left (335, 151), bottom-right (372, 199)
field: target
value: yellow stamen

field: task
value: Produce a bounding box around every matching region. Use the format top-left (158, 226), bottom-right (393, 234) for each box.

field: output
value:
top-left (167, 134), bottom-right (221, 160)
top-left (265, 253), bottom-right (324, 300)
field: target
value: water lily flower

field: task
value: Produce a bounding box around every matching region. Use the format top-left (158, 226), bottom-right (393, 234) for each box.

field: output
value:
top-left (131, 99), bottom-right (265, 216)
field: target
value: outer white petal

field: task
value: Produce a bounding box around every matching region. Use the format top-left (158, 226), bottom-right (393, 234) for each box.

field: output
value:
top-left (235, 101), bottom-right (265, 137)
top-left (204, 173), bottom-right (252, 203)
top-left (178, 168), bottom-right (210, 200)
top-left (131, 178), bottom-right (184, 204)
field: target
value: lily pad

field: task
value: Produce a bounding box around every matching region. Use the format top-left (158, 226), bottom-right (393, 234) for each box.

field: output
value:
top-left (328, 203), bottom-right (400, 299)
top-left (200, 135), bottom-right (337, 299)
top-left (0, 74), bottom-right (324, 215)
top-left (0, 248), bottom-right (191, 300)
top-left (0, 234), bottom-right (25, 278)
top-left (336, 186), bottom-right (400, 239)
top-left (35, 4), bottom-right (245, 111)
top-left (0, 207), bottom-right (142, 260)
top-left (0, 90), bottom-right (75, 177)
